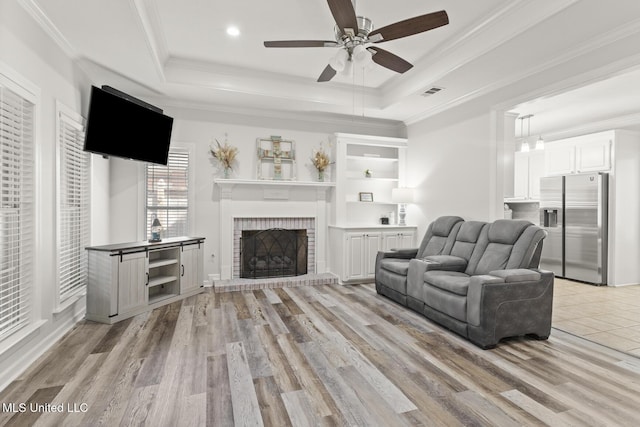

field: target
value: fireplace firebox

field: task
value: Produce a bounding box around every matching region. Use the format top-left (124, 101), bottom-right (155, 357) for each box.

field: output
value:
top-left (240, 228), bottom-right (308, 279)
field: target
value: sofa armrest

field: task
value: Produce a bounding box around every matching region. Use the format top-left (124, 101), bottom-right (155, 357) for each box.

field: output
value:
top-left (423, 255), bottom-right (468, 272)
top-left (466, 269), bottom-right (554, 348)
top-left (377, 248), bottom-right (418, 261)
top-left (488, 268), bottom-right (541, 283)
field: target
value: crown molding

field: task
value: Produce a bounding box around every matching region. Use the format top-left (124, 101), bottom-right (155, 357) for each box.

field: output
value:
top-left (17, 0), bottom-right (77, 58)
top-left (148, 95), bottom-right (406, 136)
top-left (130, 0), bottom-right (168, 82)
top-left (405, 17), bottom-right (640, 126)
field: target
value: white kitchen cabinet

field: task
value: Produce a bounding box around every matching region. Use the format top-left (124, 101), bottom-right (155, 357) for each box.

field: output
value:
top-left (545, 132), bottom-right (612, 176)
top-left (545, 143), bottom-right (576, 176)
top-left (512, 150), bottom-right (544, 200)
top-left (329, 226), bottom-right (416, 284)
top-left (86, 237), bottom-right (205, 324)
top-left (576, 139), bottom-right (611, 172)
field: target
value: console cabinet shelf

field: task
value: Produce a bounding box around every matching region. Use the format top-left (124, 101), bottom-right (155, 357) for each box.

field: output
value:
top-left (86, 236), bottom-right (205, 324)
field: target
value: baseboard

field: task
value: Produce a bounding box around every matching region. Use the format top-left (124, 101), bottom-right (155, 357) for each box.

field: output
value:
top-left (0, 308), bottom-right (85, 392)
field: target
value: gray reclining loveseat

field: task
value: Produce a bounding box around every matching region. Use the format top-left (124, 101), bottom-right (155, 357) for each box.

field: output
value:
top-left (375, 217), bottom-right (554, 349)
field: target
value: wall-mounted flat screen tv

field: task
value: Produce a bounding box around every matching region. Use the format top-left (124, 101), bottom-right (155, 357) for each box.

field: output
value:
top-left (84, 85), bottom-right (174, 165)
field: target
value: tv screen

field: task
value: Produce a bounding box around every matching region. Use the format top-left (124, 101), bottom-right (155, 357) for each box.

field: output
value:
top-left (84, 86), bottom-right (173, 165)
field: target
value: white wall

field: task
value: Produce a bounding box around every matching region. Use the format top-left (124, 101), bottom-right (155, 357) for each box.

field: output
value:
top-left (0, 0), bottom-right (108, 389)
top-left (406, 111), bottom-right (496, 238)
top-left (107, 108), bottom-right (405, 280)
top-left (609, 130), bottom-right (640, 286)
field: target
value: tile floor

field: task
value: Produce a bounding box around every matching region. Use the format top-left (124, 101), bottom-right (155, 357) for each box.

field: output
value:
top-left (553, 277), bottom-right (640, 356)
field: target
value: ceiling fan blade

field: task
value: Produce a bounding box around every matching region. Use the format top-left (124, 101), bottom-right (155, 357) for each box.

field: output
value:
top-left (368, 47), bottom-right (413, 73)
top-left (369, 10), bottom-right (449, 43)
top-left (264, 40), bottom-right (339, 48)
top-left (317, 64), bottom-right (337, 82)
top-left (327, 0), bottom-right (358, 35)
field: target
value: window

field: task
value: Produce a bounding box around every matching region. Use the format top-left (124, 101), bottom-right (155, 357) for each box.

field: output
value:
top-left (0, 80), bottom-right (35, 339)
top-left (57, 104), bottom-right (90, 303)
top-left (145, 148), bottom-right (190, 239)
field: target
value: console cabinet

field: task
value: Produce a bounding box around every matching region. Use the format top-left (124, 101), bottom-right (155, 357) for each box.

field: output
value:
top-left (329, 226), bottom-right (416, 283)
top-left (86, 236), bottom-right (205, 324)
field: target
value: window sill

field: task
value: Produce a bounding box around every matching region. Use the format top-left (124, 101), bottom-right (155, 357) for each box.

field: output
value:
top-left (0, 319), bottom-right (48, 358)
top-left (53, 291), bottom-right (86, 315)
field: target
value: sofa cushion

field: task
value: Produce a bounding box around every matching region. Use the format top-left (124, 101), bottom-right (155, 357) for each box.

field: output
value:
top-left (487, 219), bottom-right (530, 244)
top-left (450, 221), bottom-right (487, 261)
top-left (376, 268), bottom-right (407, 294)
top-left (423, 270), bottom-right (471, 296)
top-left (417, 216), bottom-right (464, 258)
top-left (424, 285), bottom-right (468, 322)
top-left (380, 258), bottom-right (410, 275)
top-left (474, 243), bottom-right (512, 275)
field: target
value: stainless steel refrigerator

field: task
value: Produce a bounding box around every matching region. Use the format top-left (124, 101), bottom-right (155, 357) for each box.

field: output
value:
top-left (539, 172), bottom-right (608, 285)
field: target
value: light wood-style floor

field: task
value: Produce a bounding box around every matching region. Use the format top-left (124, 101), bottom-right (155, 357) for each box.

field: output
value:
top-left (3, 282), bottom-right (640, 426)
top-left (553, 278), bottom-right (640, 356)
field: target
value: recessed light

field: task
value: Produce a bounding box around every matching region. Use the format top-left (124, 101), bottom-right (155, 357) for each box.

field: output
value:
top-left (226, 26), bottom-right (240, 37)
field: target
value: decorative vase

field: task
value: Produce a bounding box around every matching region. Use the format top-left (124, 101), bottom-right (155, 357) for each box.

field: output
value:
top-left (317, 170), bottom-right (325, 182)
top-left (223, 167), bottom-right (231, 179)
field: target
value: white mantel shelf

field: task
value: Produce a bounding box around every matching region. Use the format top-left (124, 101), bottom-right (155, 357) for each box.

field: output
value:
top-left (214, 178), bottom-right (335, 189)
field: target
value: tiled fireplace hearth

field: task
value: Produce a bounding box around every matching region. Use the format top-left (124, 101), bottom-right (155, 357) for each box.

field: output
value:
top-left (213, 179), bottom-right (337, 292)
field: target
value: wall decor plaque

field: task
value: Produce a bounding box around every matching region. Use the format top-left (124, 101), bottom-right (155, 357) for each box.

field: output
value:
top-left (257, 136), bottom-right (296, 180)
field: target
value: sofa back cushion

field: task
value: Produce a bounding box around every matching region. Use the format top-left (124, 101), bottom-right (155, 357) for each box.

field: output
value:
top-left (467, 220), bottom-right (544, 275)
top-left (417, 216), bottom-right (464, 258)
top-left (449, 221), bottom-right (487, 261)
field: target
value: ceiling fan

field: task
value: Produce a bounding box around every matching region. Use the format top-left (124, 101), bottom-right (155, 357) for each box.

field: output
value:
top-left (263, 0), bottom-right (449, 82)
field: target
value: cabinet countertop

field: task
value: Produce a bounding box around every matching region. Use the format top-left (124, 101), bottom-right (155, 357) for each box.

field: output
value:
top-left (329, 224), bottom-right (417, 230)
top-left (86, 236), bottom-right (205, 253)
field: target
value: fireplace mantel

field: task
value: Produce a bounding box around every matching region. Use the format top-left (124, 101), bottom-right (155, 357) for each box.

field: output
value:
top-left (215, 178), bottom-right (332, 280)
top-left (214, 178), bottom-right (335, 190)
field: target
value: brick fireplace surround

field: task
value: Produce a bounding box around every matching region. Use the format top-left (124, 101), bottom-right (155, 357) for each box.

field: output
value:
top-left (213, 179), bottom-right (337, 292)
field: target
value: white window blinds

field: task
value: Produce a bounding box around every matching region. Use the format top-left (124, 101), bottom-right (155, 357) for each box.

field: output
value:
top-left (146, 148), bottom-right (190, 239)
top-left (0, 84), bottom-right (34, 339)
top-left (57, 108), bottom-right (89, 303)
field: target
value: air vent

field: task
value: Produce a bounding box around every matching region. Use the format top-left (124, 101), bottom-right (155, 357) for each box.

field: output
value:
top-left (422, 86), bottom-right (444, 96)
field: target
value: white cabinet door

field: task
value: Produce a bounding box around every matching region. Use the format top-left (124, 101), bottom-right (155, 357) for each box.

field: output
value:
top-left (363, 232), bottom-right (382, 278)
top-left (545, 143), bottom-right (575, 176)
top-left (576, 139), bottom-right (611, 172)
top-left (117, 251), bottom-right (148, 315)
top-left (528, 150), bottom-right (545, 200)
top-left (383, 231), bottom-right (416, 251)
top-left (345, 232), bottom-right (366, 282)
top-left (344, 231), bottom-right (382, 281)
top-left (180, 243), bottom-right (203, 294)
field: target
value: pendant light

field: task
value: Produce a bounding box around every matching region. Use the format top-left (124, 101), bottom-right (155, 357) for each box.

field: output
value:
top-left (519, 115), bottom-right (530, 152)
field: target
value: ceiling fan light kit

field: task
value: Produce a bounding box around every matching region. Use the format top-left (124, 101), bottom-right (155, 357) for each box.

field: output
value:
top-left (263, 0), bottom-right (449, 82)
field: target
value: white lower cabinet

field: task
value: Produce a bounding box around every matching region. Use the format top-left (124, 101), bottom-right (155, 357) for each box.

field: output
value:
top-left (180, 241), bottom-right (204, 294)
top-left (86, 237), bottom-right (205, 324)
top-left (382, 230), bottom-right (416, 251)
top-left (329, 226), bottom-right (416, 283)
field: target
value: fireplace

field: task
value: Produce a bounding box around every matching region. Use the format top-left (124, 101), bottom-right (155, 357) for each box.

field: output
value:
top-left (233, 217), bottom-right (315, 279)
top-left (240, 228), bottom-right (308, 279)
